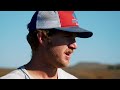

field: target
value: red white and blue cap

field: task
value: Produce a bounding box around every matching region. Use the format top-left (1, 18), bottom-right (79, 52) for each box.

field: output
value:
top-left (28, 11), bottom-right (93, 38)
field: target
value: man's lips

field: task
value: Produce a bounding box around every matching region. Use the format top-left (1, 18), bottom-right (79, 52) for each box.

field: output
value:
top-left (64, 50), bottom-right (73, 59)
top-left (65, 52), bottom-right (71, 56)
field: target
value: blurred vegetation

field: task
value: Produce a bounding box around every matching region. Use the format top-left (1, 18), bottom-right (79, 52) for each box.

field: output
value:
top-left (107, 64), bottom-right (120, 70)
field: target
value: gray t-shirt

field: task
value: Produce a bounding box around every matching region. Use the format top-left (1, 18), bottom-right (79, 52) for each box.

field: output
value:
top-left (0, 66), bottom-right (77, 79)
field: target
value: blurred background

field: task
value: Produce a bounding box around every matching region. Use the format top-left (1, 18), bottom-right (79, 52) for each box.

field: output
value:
top-left (0, 11), bottom-right (120, 79)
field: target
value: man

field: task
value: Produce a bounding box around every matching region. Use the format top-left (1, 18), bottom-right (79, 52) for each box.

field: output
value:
top-left (0, 11), bottom-right (93, 79)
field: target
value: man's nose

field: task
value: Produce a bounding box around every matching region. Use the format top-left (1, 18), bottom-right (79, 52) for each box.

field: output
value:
top-left (68, 41), bottom-right (77, 50)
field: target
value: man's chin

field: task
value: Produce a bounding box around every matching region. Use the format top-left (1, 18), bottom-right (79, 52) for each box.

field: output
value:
top-left (58, 63), bottom-right (70, 68)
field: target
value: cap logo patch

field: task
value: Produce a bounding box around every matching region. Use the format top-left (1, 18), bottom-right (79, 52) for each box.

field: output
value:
top-left (58, 11), bottom-right (79, 27)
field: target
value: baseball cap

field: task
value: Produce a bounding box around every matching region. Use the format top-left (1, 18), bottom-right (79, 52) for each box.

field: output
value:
top-left (28, 11), bottom-right (93, 38)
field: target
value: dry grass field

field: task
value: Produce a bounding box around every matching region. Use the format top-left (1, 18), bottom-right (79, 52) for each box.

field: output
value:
top-left (63, 63), bottom-right (120, 79)
top-left (0, 68), bottom-right (14, 77)
top-left (0, 62), bottom-right (120, 79)
top-left (63, 68), bottom-right (120, 79)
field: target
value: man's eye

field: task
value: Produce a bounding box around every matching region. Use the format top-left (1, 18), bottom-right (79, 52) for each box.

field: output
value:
top-left (64, 35), bottom-right (71, 37)
top-left (64, 36), bottom-right (71, 39)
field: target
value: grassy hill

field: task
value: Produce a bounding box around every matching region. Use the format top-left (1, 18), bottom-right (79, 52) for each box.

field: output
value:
top-left (0, 62), bottom-right (120, 79)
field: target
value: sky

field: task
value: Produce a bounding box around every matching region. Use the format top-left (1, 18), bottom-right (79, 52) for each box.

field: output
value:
top-left (0, 11), bottom-right (120, 68)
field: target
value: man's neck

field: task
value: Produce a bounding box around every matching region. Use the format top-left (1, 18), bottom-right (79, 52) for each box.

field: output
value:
top-left (24, 61), bottom-right (58, 79)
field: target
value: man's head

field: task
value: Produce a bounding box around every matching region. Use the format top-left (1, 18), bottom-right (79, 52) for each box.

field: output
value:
top-left (28, 11), bottom-right (93, 38)
top-left (27, 11), bottom-right (93, 68)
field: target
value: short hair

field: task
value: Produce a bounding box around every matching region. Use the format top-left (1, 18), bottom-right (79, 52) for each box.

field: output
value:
top-left (26, 29), bottom-right (58, 51)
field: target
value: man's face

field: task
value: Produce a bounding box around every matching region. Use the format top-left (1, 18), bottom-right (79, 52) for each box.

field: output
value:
top-left (45, 31), bottom-right (77, 68)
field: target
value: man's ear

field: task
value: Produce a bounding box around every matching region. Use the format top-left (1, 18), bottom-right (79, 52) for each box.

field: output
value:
top-left (37, 32), bottom-right (44, 44)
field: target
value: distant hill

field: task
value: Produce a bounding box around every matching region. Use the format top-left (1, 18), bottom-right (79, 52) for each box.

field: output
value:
top-left (0, 62), bottom-right (120, 79)
top-left (69, 62), bottom-right (108, 69)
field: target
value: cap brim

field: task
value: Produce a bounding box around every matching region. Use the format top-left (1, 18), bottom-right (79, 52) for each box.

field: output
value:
top-left (55, 26), bottom-right (93, 38)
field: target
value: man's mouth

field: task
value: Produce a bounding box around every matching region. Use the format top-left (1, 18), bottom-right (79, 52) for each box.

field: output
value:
top-left (64, 50), bottom-right (73, 59)
top-left (65, 52), bottom-right (71, 56)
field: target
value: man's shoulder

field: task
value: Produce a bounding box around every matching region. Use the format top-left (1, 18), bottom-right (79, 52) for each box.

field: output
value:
top-left (58, 68), bottom-right (78, 79)
top-left (0, 68), bottom-right (25, 79)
